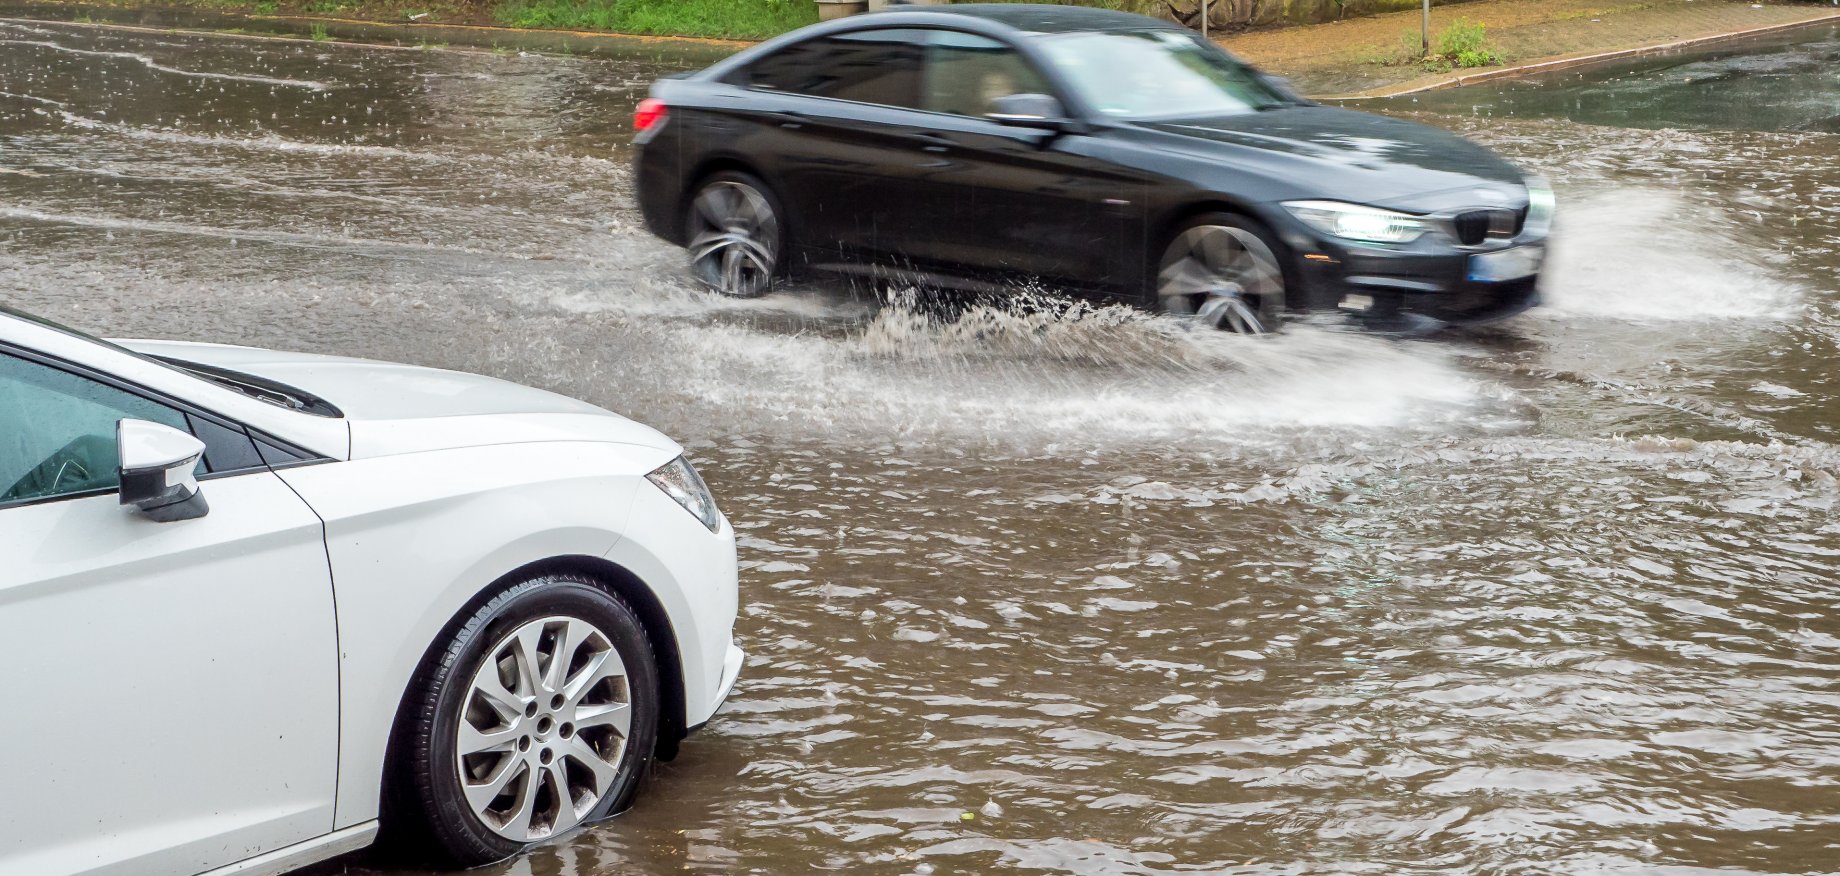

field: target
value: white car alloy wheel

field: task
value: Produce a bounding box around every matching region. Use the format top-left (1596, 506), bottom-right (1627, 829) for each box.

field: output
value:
top-left (458, 615), bottom-right (632, 843)
top-left (1157, 218), bottom-right (1288, 334)
top-left (396, 574), bottom-right (660, 868)
top-left (686, 174), bottom-right (781, 298)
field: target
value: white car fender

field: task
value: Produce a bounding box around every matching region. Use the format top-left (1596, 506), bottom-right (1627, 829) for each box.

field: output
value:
top-left (274, 440), bottom-right (666, 829)
top-left (603, 481), bottom-right (742, 733)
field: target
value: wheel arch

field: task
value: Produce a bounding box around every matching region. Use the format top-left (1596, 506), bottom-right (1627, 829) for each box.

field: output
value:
top-left (1153, 197), bottom-right (1280, 255)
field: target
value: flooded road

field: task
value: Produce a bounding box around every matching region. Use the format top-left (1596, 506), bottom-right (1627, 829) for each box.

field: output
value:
top-left (5, 13), bottom-right (1840, 875)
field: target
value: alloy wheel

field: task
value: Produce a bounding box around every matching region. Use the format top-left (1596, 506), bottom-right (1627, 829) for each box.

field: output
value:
top-left (687, 180), bottom-right (780, 297)
top-left (1157, 224), bottom-right (1286, 334)
top-left (456, 616), bottom-right (632, 843)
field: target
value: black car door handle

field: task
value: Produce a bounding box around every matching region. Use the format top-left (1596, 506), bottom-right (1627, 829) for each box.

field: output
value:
top-left (768, 110), bottom-right (806, 130)
top-left (906, 131), bottom-right (955, 152)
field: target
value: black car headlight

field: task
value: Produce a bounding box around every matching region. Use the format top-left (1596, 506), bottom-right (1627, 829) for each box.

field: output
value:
top-left (1283, 200), bottom-right (1428, 245)
top-left (646, 455), bottom-right (722, 533)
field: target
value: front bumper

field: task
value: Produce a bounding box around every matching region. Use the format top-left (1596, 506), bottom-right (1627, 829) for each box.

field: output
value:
top-left (688, 642), bottom-right (745, 735)
top-left (1275, 219), bottom-right (1547, 325)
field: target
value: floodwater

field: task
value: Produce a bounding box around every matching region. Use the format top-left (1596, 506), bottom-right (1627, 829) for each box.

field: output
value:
top-left (5, 13), bottom-right (1840, 876)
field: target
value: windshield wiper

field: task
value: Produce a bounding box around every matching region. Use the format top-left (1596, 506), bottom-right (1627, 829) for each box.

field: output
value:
top-left (154, 357), bottom-right (344, 418)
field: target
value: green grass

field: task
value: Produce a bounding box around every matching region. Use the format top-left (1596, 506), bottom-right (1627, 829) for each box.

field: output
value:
top-left (493, 0), bottom-right (820, 40)
top-left (309, 21), bottom-right (332, 40)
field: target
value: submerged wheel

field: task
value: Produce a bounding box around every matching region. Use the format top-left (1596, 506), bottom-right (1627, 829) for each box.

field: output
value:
top-left (685, 171), bottom-right (783, 298)
top-left (1156, 214), bottom-right (1290, 334)
top-left (394, 574), bottom-right (660, 867)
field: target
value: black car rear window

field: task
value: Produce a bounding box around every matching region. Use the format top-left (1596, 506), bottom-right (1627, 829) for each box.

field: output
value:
top-left (744, 28), bottom-right (928, 110)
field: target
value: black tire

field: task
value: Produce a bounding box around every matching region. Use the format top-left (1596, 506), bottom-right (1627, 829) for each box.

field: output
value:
top-left (1154, 212), bottom-right (1295, 333)
top-left (683, 170), bottom-right (788, 298)
top-left (392, 573), bottom-right (660, 868)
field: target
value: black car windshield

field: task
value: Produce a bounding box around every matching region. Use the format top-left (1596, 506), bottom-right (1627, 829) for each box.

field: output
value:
top-left (1034, 29), bottom-right (1290, 120)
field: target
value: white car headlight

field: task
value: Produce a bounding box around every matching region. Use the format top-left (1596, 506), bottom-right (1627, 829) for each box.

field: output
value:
top-left (1523, 176), bottom-right (1557, 236)
top-left (1283, 200), bottom-right (1427, 244)
top-left (646, 455), bottom-right (722, 533)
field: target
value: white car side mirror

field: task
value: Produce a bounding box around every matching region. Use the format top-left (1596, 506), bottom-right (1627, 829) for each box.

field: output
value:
top-left (118, 419), bottom-right (209, 522)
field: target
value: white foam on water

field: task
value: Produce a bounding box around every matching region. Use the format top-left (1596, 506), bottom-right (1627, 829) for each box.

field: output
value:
top-left (611, 291), bottom-right (1522, 444)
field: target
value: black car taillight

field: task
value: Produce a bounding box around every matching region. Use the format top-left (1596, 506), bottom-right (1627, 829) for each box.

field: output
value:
top-left (634, 98), bottom-right (668, 133)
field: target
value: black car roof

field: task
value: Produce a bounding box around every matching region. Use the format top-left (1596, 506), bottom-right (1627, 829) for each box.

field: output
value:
top-left (899, 3), bottom-right (1176, 34)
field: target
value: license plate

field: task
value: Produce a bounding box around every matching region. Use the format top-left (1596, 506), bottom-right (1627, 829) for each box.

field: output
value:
top-left (1468, 246), bottom-right (1544, 283)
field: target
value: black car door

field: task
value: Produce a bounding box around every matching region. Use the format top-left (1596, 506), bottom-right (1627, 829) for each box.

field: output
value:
top-left (900, 31), bottom-right (1147, 288)
top-left (736, 28), bottom-right (933, 263)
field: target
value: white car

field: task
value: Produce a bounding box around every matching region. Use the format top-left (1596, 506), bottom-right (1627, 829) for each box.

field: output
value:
top-left (0, 306), bottom-right (743, 875)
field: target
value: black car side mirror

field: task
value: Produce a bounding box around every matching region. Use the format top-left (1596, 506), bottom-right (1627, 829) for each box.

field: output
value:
top-left (986, 93), bottom-right (1072, 131)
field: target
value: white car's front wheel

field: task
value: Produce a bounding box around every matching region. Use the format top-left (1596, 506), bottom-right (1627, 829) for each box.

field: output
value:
top-left (393, 574), bottom-right (660, 867)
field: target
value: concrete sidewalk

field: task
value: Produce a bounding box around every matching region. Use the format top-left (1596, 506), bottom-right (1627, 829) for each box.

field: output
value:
top-left (1220, 0), bottom-right (1840, 98)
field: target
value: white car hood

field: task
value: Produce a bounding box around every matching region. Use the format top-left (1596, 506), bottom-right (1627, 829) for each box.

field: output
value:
top-left (121, 340), bottom-right (679, 460)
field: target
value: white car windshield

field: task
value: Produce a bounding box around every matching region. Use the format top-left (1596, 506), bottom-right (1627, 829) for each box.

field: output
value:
top-left (1035, 29), bottom-right (1291, 120)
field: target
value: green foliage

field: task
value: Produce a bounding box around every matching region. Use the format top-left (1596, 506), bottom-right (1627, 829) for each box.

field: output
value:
top-left (304, 0), bottom-right (348, 12)
top-left (1429, 18), bottom-right (1504, 69)
top-left (1373, 17), bottom-right (1505, 71)
top-left (309, 22), bottom-right (331, 40)
top-left (494, 0), bottom-right (820, 40)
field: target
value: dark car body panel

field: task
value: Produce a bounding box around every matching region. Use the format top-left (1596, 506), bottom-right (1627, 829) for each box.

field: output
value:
top-left (634, 5), bottom-right (1546, 324)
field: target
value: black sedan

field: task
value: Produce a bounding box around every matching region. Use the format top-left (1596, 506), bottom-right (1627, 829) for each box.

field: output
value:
top-left (632, 3), bottom-right (1553, 331)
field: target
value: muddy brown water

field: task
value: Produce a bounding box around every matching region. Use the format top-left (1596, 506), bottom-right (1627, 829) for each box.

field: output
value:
top-left (4, 15), bottom-right (1840, 876)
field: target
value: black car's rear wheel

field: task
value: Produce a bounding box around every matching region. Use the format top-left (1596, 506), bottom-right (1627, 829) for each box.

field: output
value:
top-left (1156, 214), bottom-right (1290, 334)
top-left (685, 172), bottom-right (783, 298)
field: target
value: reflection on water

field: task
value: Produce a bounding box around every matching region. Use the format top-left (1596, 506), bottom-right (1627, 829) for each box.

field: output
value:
top-left (4, 13), bottom-right (1840, 876)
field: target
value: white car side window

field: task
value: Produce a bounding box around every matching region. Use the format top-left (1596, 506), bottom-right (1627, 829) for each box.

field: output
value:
top-left (0, 353), bottom-right (192, 505)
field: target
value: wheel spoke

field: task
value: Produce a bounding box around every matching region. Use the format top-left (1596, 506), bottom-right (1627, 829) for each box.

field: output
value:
top-left (1196, 228), bottom-right (1238, 269)
top-left (505, 757), bottom-right (544, 839)
top-left (561, 651), bottom-right (611, 703)
top-left (690, 233), bottom-right (735, 262)
top-left (472, 670), bottom-right (527, 723)
top-left (722, 245), bottom-right (744, 291)
top-left (463, 753), bottom-right (527, 814)
top-left (545, 762), bottom-right (584, 834)
top-left (511, 626), bottom-right (547, 696)
top-left (558, 734), bottom-right (620, 794)
top-left (544, 619), bottom-right (586, 692)
top-left (692, 191), bottom-right (723, 230)
top-left (572, 700), bottom-right (632, 738)
top-left (459, 720), bottom-right (520, 757)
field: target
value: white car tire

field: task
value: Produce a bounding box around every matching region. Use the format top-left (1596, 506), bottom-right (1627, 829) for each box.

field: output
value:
top-left (390, 573), bottom-right (660, 867)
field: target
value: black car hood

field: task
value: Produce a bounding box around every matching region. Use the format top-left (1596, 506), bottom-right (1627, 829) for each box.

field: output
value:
top-left (1138, 105), bottom-right (1526, 208)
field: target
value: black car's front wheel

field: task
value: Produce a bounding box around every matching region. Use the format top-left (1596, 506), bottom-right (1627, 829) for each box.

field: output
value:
top-left (685, 171), bottom-right (783, 298)
top-left (1156, 214), bottom-right (1290, 334)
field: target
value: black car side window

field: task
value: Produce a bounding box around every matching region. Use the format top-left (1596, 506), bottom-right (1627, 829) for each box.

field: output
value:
top-left (746, 29), bottom-right (927, 110)
top-left (924, 32), bottom-right (1054, 118)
